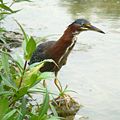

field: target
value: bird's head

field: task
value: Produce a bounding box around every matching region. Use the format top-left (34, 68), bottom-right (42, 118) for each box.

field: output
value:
top-left (70, 19), bottom-right (105, 35)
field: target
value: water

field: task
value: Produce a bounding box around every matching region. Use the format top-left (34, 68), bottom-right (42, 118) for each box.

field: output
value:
top-left (4, 0), bottom-right (120, 120)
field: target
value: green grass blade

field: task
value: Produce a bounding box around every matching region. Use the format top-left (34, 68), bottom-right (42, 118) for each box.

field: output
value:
top-left (17, 97), bottom-right (27, 120)
top-left (15, 20), bottom-right (28, 42)
top-left (2, 109), bottom-right (17, 120)
top-left (0, 4), bottom-right (13, 13)
top-left (1, 51), bottom-right (10, 74)
top-left (39, 88), bottom-right (49, 119)
top-left (0, 98), bottom-right (9, 120)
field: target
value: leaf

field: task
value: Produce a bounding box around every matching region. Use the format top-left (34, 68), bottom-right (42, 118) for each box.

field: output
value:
top-left (0, 74), bottom-right (17, 90)
top-left (15, 86), bottom-right (28, 100)
top-left (0, 4), bottom-right (13, 13)
top-left (49, 103), bottom-right (58, 117)
top-left (22, 40), bottom-right (27, 56)
top-left (38, 88), bottom-right (49, 119)
top-left (15, 20), bottom-right (28, 56)
top-left (0, 27), bottom-right (5, 32)
top-left (17, 97), bottom-right (27, 120)
top-left (2, 109), bottom-right (17, 120)
top-left (15, 20), bottom-right (28, 42)
top-left (23, 62), bottom-right (44, 87)
top-left (0, 91), bottom-right (14, 96)
top-left (24, 73), bottom-right (38, 88)
top-left (1, 51), bottom-right (10, 74)
top-left (14, 0), bottom-right (31, 2)
top-left (0, 12), bottom-right (11, 14)
top-left (1, 51), bottom-right (17, 90)
top-left (30, 115), bottom-right (39, 120)
top-left (0, 98), bottom-right (9, 119)
top-left (0, 0), bottom-right (3, 4)
top-left (26, 36), bottom-right (36, 60)
top-left (11, 54), bottom-right (24, 74)
top-left (0, 9), bottom-right (21, 14)
top-left (37, 72), bottom-right (53, 80)
top-left (12, 9), bottom-right (22, 14)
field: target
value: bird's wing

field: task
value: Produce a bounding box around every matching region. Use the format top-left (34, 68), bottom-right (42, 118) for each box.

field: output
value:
top-left (28, 41), bottom-right (56, 65)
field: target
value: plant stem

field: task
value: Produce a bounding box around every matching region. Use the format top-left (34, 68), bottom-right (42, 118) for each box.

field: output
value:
top-left (18, 60), bottom-right (27, 88)
top-left (9, 1), bottom-right (15, 7)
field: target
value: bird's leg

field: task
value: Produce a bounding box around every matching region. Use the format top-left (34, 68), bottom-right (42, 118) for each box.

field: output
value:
top-left (54, 72), bottom-right (70, 109)
top-left (54, 72), bottom-right (62, 92)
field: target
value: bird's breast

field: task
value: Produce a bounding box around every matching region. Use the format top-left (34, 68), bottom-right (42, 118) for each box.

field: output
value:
top-left (58, 37), bottom-right (77, 65)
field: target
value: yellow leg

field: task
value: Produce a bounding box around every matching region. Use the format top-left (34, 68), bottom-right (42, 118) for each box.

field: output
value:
top-left (54, 72), bottom-right (62, 92)
top-left (53, 73), bottom-right (72, 109)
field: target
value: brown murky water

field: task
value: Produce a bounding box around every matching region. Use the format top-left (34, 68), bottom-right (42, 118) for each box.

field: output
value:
top-left (4, 0), bottom-right (120, 120)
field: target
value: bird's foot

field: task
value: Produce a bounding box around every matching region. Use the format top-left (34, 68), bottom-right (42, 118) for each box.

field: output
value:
top-left (51, 94), bottom-right (81, 117)
top-left (53, 94), bottom-right (75, 109)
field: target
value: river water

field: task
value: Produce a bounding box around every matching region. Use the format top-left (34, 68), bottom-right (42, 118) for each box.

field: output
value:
top-left (4, 0), bottom-right (120, 120)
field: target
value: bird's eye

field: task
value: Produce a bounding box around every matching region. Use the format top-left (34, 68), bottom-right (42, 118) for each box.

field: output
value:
top-left (80, 24), bottom-right (85, 27)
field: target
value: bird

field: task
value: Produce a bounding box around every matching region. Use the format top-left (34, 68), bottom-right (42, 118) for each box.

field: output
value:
top-left (29, 18), bottom-right (105, 92)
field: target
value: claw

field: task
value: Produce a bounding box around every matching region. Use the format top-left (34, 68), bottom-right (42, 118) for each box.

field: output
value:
top-left (53, 94), bottom-right (72, 109)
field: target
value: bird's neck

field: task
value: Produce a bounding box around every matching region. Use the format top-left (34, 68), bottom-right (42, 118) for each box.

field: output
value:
top-left (47, 26), bottom-right (77, 62)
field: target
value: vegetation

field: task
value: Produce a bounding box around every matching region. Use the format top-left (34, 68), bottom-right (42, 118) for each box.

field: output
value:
top-left (0, 20), bottom-right (61, 119)
top-left (0, 0), bottom-right (61, 120)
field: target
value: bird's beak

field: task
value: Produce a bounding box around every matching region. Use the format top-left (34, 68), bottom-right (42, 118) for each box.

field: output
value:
top-left (88, 25), bottom-right (105, 34)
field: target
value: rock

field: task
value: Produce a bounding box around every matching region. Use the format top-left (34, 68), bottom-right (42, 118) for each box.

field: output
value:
top-left (3, 31), bottom-right (23, 43)
top-left (3, 31), bottom-right (23, 48)
top-left (52, 94), bottom-right (81, 120)
top-left (0, 31), bottom-right (23, 50)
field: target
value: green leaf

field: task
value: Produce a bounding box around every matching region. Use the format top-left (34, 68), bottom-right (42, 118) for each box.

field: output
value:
top-left (0, 9), bottom-right (21, 14)
top-left (15, 20), bottom-right (29, 56)
top-left (0, 12), bottom-right (11, 14)
top-left (0, 0), bottom-right (3, 4)
top-left (14, 0), bottom-right (31, 2)
top-left (0, 91), bottom-right (14, 96)
top-left (0, 4), bottom-right (13, 13)
top-left (0, 74), bottom-right (17, 90)
top-left (26, 36), bottom-right (36, 60)
top-left (23, 62), bottom-right (44, 87)
top-left (0, 27), bottom-right (5, 32)
top-left (15, 20), bottom-right (28, 43)
top-left (17, 97), bottom-right (27, 120)
top-left (15, 86), bottom-right (28, 100)
top-left (2, 109), bottom-right (17, 120)
top-left (22, 40), bottom-right (27, 56)
top-left (12, 9), bottom-right (22, 14)
top-left (1, 51), bottom-right (10, 74)
top-left (0, 98), bottom-right (9, 119)
top-left (30, 115), bottom-right (39, 120)
top-left (25, 73), bottom-right (38, 88)
top-left (39, 88), bottom-right (49, 119)
top-left (37, 72), bottom-right (53, 80)
top-left (1, 51), bottom-right (18, 90)
top-left (49, 103), bottom-right (58, 116)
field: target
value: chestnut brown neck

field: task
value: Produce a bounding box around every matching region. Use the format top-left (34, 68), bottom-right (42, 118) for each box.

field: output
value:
top-left (47, 24), bottom-right (78, 62)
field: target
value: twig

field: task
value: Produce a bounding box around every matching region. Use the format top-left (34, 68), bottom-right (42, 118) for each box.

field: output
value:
top-left (18, 60), bottom-right (27, 88)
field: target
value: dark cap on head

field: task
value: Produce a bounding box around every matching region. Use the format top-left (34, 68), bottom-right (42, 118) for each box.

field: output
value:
top-left (71, 18), bottom-right (105, 34)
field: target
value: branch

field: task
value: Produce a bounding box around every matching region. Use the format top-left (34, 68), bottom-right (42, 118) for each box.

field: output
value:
top-left (18, 60), bottom-right (27, 88)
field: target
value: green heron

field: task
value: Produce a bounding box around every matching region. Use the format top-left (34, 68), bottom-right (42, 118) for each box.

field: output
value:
top-left (29, 19), bottom-right (105, 91)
